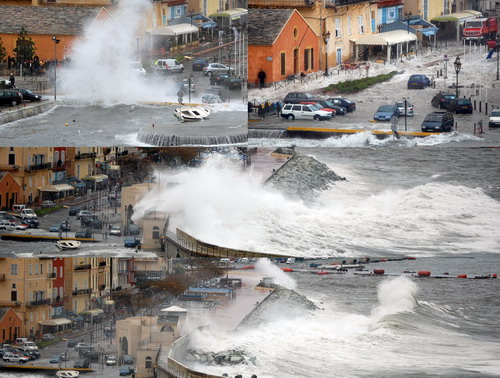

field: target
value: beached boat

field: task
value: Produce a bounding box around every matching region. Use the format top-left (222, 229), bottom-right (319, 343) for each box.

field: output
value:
top-left (56, 240), bottom-right (81, 250)
top-left (56, 371), bottom-right (79, 378)
top-left (174, 107), bottom-right (210, 122)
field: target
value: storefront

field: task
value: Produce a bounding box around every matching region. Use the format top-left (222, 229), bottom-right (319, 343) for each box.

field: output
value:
top-left (37, 184), bottom-right (74, 201)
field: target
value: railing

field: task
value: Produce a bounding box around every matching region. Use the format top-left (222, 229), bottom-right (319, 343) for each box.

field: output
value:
top-left (249, 0), bottom-right (314, 7)
top-left (72, 288), bottom-right (92, 296)
top-left (99, 261), bottom-right (106, 267)
top-left (0, 301), bottom-right (20, 307)
top-left (26, 162), bottom-right (52, 171)
top-left (47, 272), bottom-right (56, 278)
top-left (324, 0), bottom-right (370, 5)
top-left (98, 284), bottom-right (106, 291)
top-left (75, 153), bottom-right (96, 160)
top-left (0, 274), bottom-right (5, 281)
top-left (74, 264), bottom-right (91, 271)
top-left (27, 298), bottom-right (51, 307)
top-left (0, 164), bottom-right (19, 171)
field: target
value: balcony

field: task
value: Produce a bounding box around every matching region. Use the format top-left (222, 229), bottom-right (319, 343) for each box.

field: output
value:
top-left (249, 0), bottom-right (315, 7)
top-left (75, 152), bottom-right (96, 160)
top-left (324, 0), bottom-right (370, 6)
top-left (74, 264), bottom-right (91, 271)
top-left (0, 164), bottom-right (19, 171)
top-left (27, 298), bottom-right (51, 307)
top-left (52, 160), bottom-right (70, 172)
top-left (72, 288), bottom-right (92, 296)
top-left (99, 261), bottom-right (107, 267)
top-left (98, 284), bottom-right (106, 291)
top-left (47, 272), bottom-right (56, 279)
top-left (26, 162), bottom-right (52, 171)
top-left (0, 274), bottom-right (5, 281)
top-left (0, 301), bottom-right (20, 307)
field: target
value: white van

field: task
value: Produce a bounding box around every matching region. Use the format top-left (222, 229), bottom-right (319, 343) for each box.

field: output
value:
top-left (220, 258), bottom-right (231, 264)
top-left (20, 208), bottom-right (37, 219)
top-left (286, 258), bottom-right (296, 264)
top-left (155, 59), bottom-right (184, 74)
top-left (21, 341), bottom-right (38, 351)
top-left (15, 337), bottom-right (28, 345)
top-left (12, 204), bottom-right (26, 213)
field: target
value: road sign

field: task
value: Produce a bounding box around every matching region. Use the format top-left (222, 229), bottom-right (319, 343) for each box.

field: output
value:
top-left (219, 41), bottom-right (223, 47)
top-left (390, 116), bottom-right (398, 132)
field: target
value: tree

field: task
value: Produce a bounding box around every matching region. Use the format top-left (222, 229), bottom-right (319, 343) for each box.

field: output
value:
top-left (13, 27), bottom-right (36, 66)
top-left (0, 37), bottom-right (6, 64)
top-left (112, 289), bottom-right (154, 317)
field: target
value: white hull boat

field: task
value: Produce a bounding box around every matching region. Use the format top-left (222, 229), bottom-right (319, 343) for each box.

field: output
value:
top-left (174, 107), bottom-right (210, 122)
top-left (56, 240), bottom-right (81, 250)
top-left (56, 371), bottom-right (80, 378)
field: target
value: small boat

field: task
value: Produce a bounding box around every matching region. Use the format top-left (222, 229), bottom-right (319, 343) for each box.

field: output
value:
top-left (174, 107), bottom-right (210, 122)
top-left (56, 371), bottom-right (79, 378)
top-left (56, 240), bottom-right (81, 250)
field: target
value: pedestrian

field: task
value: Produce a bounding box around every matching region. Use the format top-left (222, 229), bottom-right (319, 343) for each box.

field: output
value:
top-left (276, 101), bottom-right (282, 118)
top-left (257, 68), bottom-right (266, 89)
top-left (9, 73), bottom-right (15, 88)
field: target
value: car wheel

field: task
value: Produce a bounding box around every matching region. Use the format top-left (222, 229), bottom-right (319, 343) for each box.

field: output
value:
top-left (180, 68), bottom-right (184, 73)
top-left (287, 114), bottom-right (295, 120)
top-left (207, 71), bottom-right (213, 76)
top-left (313, 115), bottom-right (320, 121)
top-left (11, 100), bottom-right (17, 106)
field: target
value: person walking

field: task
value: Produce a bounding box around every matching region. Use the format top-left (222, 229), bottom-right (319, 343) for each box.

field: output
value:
top-left (257, 68), bottom-right (266, 89)
top-left (276, 101), bottom-right (282, 118)
top-left (9, 73), bottom-right (15, 88)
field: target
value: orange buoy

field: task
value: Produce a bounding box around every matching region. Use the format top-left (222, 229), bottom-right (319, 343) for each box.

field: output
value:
top-left (281, 267), bottom-right (293, 272)
top-left (380, 258), bottom-right (387, 262)
top-left (457, 274), bottom-right (467, 279)
top-left (317, 271), bottom-right (330, 275)
top-left (241, 265), bottom-right (255, 270)
top-left (418, 270), bottom-right (431, 277)
top-left (373, 269), bottom-right (385, 275)
top-left (405, 257), bottom-right (416, 260)
top-left (493, 274), bottom-right (497, 279)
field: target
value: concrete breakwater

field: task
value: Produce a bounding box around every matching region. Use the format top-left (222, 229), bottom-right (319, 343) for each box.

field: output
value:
top-left (0, 101), bottom-right (56, 124)
top-left (137, 131), bottom-right (247, 146)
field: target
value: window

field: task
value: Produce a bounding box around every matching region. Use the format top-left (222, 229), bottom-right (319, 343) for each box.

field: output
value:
top-left (293, 27), bottom-right (298, 39)
top-left (35, 264), bottom-right (39, 275)
top-left (358, 15), bottom-right (365, 34)
top-left (335, 19), bottom-right (341, 38)
top-left (11, 291), bottom-right (17, 301)
top-left (347, 16), bottom-right (352, 35)
top-left (304, 48), bottom-right (314, 71)
top-left (29, 265), bottom-right (32, 275)
top-left (152, 226), bottom-right (160, 240)
top-left (145, 356), bottom-right (153, 369)
top-left (281, 52), bottom-right (286, 75)
top-left (59, 266), bottom-right (62, 278)
top-left (40, 263), bottom-right (43, 274)
top-left (10, 264), bottom-right (17, 276)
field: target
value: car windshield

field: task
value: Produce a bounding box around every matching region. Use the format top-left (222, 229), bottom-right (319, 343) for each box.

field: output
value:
top-left (410, 76), bottom-right (423, 81)
top-left (491, 110), bottom-right (500, 117)
top-left (378, 105), bottom-right (394, 112)
top-left (466, 21), bottom-right (483, 28)
top-left (24, 209), bottom-right (34, 214)
top-left (424, 115), bottom-right (444, 122)
top-left (309, 104), bottom-right (321, 110)
top-left (443, 95), bottom-right (456, 100)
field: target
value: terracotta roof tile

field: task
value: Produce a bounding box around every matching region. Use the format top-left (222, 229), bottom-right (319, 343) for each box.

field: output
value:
top-left (249, 8), bottom-right (294, 45)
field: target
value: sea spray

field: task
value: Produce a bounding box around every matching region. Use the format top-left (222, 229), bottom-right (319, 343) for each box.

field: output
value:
top-left (370, 276), bottom-right (418, 323)
top-left (255, 258), bottom-right (296, 290)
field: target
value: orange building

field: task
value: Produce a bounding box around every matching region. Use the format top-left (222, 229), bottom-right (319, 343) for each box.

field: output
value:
top-left (0, 308), bottom-right (23, 344)
top-left (0, 5), bottom-right (111, 62)
top-left (0, 171), bottom-right (21, 211)
top-left (248, 8), bottom-right (319, 85)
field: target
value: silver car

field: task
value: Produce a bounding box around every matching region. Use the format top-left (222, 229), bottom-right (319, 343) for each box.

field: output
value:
top-left (203, 63), bottom-right (235, 76)
top-left (395, 100), bottom-right (414, 117)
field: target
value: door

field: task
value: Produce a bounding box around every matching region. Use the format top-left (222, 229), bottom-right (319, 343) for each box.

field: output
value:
top-left (336, 48), bottom-right (342, 65)
top-left (293, 49), bottom-right (299, 74)
top-left (301, 106), bottom-right (314, 120)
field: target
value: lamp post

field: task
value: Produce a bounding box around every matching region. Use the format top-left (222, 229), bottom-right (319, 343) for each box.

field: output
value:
top-left (323, 31), bottom-right (330, 76)
top-left (52, 36), bottom-right (60, 101)
top-left (496, 34), bottom-right (500, 81)
top-left (454, 55), bottom-right (461, 98)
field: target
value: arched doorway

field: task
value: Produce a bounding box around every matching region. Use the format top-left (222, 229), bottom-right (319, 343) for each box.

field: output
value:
top-left (121, 336), bottom-right (128, 356)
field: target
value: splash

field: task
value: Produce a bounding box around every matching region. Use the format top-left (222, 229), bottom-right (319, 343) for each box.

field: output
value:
top-left (255, 258), bottom-right (296, 290)
top-left (370, 276), bottom-right (418, 322)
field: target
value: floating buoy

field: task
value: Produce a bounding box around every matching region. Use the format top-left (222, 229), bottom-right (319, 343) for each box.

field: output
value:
top-left (281, 267), bottom-right (293, 272)
top-left (405, 257), bottom-right (416, 260)
top-left (241, 265), bottom-right (255, 270)
top-left (317, 271), bottom-right (330, 275)
top-left (418, 270), bottom-right (431, 277)
top-left (493, 274), bottom-right (497, 279)
top-left (457, 274), bottom-right (467, 279)
top-left (373, 269), bottom-right (385, 275)
top-left (64, 122), bottom-right (69, 126)
top-left (380, 258), bottom-right (387, 262)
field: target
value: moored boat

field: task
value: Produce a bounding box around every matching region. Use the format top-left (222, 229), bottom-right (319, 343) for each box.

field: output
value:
top-left (56, 371), bottom-right (79, 378)
top-left (174, 107), bottom-right (210, 122)
top-left (56, 240), bottom-right (81, 250)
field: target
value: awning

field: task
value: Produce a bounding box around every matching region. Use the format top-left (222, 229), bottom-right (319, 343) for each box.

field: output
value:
top-left (191, 14), bottom-right (211, 22)
top-left (161, 305), bottom-right (187, 312)
top-left (38, 184), bottom-right (74, 193)
top-left (39, 318), bottom-right (72, 326)
top-left (431, 10), bottom-right (482, 22)
top-left (351, 30), bottom-right (417, 45)
top-left (209, 8), bottom-right (247, 19)
top-left (109, 165), bottom-right (120, 171)
top-left (201, 21), bottom-right (218, 29)
top-left (80, 309), bottom-right (104, 315)
top-left (83, 174), bottom-right (108, 182)
top-left (147, 24), bottom-right (199, 36)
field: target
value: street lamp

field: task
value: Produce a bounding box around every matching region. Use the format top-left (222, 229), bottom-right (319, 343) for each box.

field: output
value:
top-left (454, 55), bottom-right (461, 98)
top-left (52, 36), bottom-right (60, 101)
top-left (405, 12), bottom-right (412, 34)
top-left (323, 31), bottom-right (330, 76)
top-left (496, 34), bottom-right (500, 81)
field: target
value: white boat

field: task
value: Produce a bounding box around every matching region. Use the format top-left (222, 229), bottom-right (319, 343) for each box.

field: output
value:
top-left (56, 240), bottom-right (81, 250)
top-left (174, 107), bottom-right (210, 122)
top-left (56, 371), bottom-right (80, 378)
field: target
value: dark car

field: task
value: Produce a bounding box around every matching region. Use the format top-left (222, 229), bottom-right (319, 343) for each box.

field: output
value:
top-left (123, 355), bottom-right (134, 364)
top-left (421, 111), bottom-right (454, 132)
top-left (209, 72), bottom-right (230, 86)
top-left (23, 350), bottom-right (40, 360)
top-left (192, 58), bottom-right (209, 71)
top-left (0, 89), bottom-right (23, 106)
top-left (128, 224), bottom-right (140, 235)
top-left (310, 99), bottom-right (346, 115)
top-left (374, 105), bottom-right (400, 121)
top-left (81, 349), bottom-right (98, 362)
top-left (60, 220), bottom-right (71, 232)
top-left (69, 206), bottom-right (80, 216)
top-left (67, 339), bottom-right (78, 348)
top-left (226, 77), bottom-right (242, 90)
top-left (17, 88), bottom-right (41, 102)
top-left (124, 237), bottom-right (141, 248)
top-left (120, 366), bottom-right (135, 376)
top-left (283, 92), bottom-right (314, 104)
top-left (74, 359), bottom-right (90, 368)
top-left (407, 74), bottom-right (431, 89)
top-left (201, 86), bottom-right (227, 103)
top-left (431, 93), bottom-right (457, 109)
top-left (75, 228), bottom-right (92, 238)
top-left (447, 98), bottom-right (473, 114)
top-left (326, 97), bottom-right (356, 112)
top-left (23, 219), bottom-right (40, 229)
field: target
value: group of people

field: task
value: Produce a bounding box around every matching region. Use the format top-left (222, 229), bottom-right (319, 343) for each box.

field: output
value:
top-left (248, 100), bottom-right (283, 118)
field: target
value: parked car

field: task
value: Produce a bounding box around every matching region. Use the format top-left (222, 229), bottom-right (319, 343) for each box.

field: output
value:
top-left (300, 101), bottom-right (337, 115)
top-left (0, 220), bottom-right (28, 230)
top-left (75, 342), bottom-right (91, 350)
top-left (81, 349), bottom-right (99, 361)
top-left (311, 99), bottom-right (346, 115)
top-left (124, 237), bottom-right (141, 248)
top-left (74, 359), bottom-right (90, 368)
top-left (50, 223), bottom-right (62, 232)
top-left (407, 74), bottom-right (431, 89)
top-left (23, 219), bottom-right (40, 229)
top-left (0, 89), bottom-right (23, 106)
top-left (23, 350), bottom-right (40, 360)
top-left (41, 200), bottom-right (56, 208)
top-left (374, 105), bottom-right (400, 121)
top-left (395, 100), bottom-right (414, 117)
top-left (75, 228), bottom-right (92, 238)
top-left (12, 204), bottom-right (26, 212)
top-left (421, 111), bottom-right (454, 132)
top-left (76, 210), bottom-right (93, 219)
top-left (129, 61), bottom-right (146, 77)
top-left (180, 78), bottom-right (196, 93)
top-left (21, 341), bottom-right (38, 351)
top-left (3, 352), bottom-right (30, 363)
top-left (0, 77), bottom-right (12, 88)
top-left (122, 355), bottom-right (134, 364)
top-left (431, 92), bottom-right (457, 109)
top-left (203, 63), bottom-right (234, 76)
top-left (69, 206), bottom-right (80, 216)
top-left (326, 97), bottom-right (356, 112)
top-left (192, 57), bottom-right (209, 71)
top-left (283, 92), bottom-right (314, 104)
top-left (209, 72), bottom-right (230, 86)
top-left (17, 88), bottom-right (42, 102)
top-left (447, 98), bottom-right (473, 114)
top-left (120, 366), bottom-right (135, 376)
top-left (488, 109), bottom-right (500, 127)
top-left (67, 339), bottom-right (78, 348)
top-left (109, 226), bottom-right (122, 236)
top-left (280, 103), bottom-right (333, 121)
top-left (20, 208), bottom-right (37, 219)
top-left (42, 333), bottom-right (55, 341)
top-left (226, 76), bottom-right (243, 90)
top-left (49, 355), bottom-right (61, 363)
top-left (201, 86), bottom-right (227, 103)
top-left (155, 58), bottom-right (184, 74)
top-left (105, 355), bottom-right (117, 366)
top-left (128, 224), bottom-right (140, 235)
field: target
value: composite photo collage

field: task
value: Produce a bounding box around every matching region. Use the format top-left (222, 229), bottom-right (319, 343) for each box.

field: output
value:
top-left (0, 0), bottom-right (499, 377)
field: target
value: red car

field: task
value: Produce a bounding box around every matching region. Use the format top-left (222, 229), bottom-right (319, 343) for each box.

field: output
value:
top-left (300, 101), bottom-right (336, 115)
